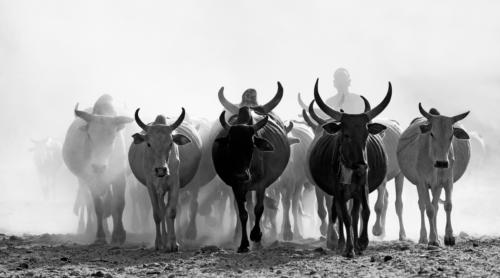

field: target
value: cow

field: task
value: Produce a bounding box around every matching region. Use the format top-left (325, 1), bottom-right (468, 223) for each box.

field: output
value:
top-left (302, 93), bottom-right (406, 241)
top-left (212, 83), bottom-right (291, 252)
top-left (128, 108), bottom-right (202, 251)
top-left (265, 121), bottom-right (312, 241)
top-left (397, 104), bottom-right (470, 246)
top-left (30, 137), bottom-right (63, 199)
top-left (63, 94), bottom-right (133, 244)
top-left (308, 78), bottom-right (391, 257)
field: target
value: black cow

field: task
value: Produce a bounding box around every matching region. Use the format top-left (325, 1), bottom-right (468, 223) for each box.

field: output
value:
top-left (308, 78), bottom-right (391, 257)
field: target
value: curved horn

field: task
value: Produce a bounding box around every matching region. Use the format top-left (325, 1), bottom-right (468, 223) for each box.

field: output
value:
top-left (218, 87), bottom-right (239, 114)
top-left (360, 95), bottom-right (371, 112)
top-left (134, 108), bottom-right (149, 131)
top-left (302, 109), bottom-right (318, 129)
top-left (169, 107), bottom-right (185, 130)
top-left (308, 100), bottom-right (326, 125)
top-left (260, 81), bottom-right (283, 113)
top-left (365, 82), bottom-right (392, 120)
top-left (74, 103), bottom-right (94, 123)
top-left (297, 93), bottom-right (308, 110)
top-left (253, 115), bottom-right (268, 132)
top-left (313, 78), bottom-right (342, 121)
top-left (285, 121), bottom-right (294, 134)
top-left (418, 103), bottom-right (433, 119)
top-left (219, 111), bottom-right (231, 130)
top-left (452, 111), bottom-right (470, 123)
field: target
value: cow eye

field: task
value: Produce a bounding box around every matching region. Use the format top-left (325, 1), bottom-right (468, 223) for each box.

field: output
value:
top-left (147, 143), bottom-right (151, 148)
top-left (430, 133), bottom-right (434, 138)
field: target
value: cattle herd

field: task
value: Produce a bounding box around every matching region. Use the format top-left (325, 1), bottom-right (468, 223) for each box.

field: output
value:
top-left (31, 77), bottom-right (473, 259)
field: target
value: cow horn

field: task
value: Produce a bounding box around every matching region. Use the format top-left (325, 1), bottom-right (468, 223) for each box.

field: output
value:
top-left (452, 111), bottom-right (470, 123)
top-left (418, 103), bottom-right (433, 119)
top-left (259, 82), bottom-right (283, 114)
top-left (253, 116), bottom-right (268, 132)
top-left (169, 107), bottom-right (185, 130)
top-left (297, 93), bottom-right (308, 110)
top-left (302, 109), bottom-right (318, 130)
top-left (308, 100), bottom-right (326, 125)
top-left (360, 96), bottom-right (371, 112)
top-left (74, 103), bottom-right (94, 123)
top-left (134, 108), bottom-right (149, 131)
top-left (313, 78), bottom-right (342, 121)
top-left (365, 82), bottom-right (392, 120)
top-left (285, 121), bottom-right (294, 134)
top-left (218, 87), bottom-right (239, 114)
top-left (219, 111), bottom-right (231, 130)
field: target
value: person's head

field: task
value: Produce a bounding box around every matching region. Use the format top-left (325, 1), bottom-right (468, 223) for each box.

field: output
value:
top-left (333, 68), bottom-right (351, 92)
top-left (241, 88), bottom-right (258, 106)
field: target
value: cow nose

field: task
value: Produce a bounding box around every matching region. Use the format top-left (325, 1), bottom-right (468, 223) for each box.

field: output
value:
top-left (155, 167), bottom-right (167, 178)
top-left (91, 164), bottom-right (107, 174)
top-left (434, 161), bottom-right (449, 168)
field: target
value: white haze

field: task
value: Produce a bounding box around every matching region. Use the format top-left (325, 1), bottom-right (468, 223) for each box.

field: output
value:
top-left (1, 0), bottom-right (500, 242)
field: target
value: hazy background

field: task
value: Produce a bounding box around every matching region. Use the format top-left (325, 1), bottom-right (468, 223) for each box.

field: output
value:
top-left (0, 0), bottom-right (499, 242)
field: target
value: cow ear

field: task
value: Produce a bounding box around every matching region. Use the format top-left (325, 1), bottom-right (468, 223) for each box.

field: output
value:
top-left (453, 127), bottom-right (470, 139)
top-left (367, 123), bottom-right (387, 135)
top-left (173, 134), bottom-right (191, 145)
top-left (254, 136), bottom-right (274, 152)
top-left (132, 133), bottom-right (146, 144)
top-left (419, 124), bottom-right (431, 134)
top-left (288, 137), bottom-right (300, 146)
top-left (322, 122), bottom-right (342, 134)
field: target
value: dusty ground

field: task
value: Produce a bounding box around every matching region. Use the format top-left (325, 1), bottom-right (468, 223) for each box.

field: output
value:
top-left (0, 233), bottom-right (499, 277)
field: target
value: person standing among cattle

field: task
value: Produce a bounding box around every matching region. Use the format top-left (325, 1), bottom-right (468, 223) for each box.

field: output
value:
top-left (63, 95), bottom-right (134, 245)
top-left (30, 137), bottom-right (63, 200)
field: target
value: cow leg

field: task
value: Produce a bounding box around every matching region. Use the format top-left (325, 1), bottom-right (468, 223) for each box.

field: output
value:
top-left (351, 197), bottom-right (362, 255)
top-left (443, 181), bottom-right (455, 246)
top-left (292, 183), bottom-right (304, 240)
top-left (90, 189), bottom-right (107, 245)
top-left (337, 197), bottom-right (353, 258)
top-left (430, 186), bottom-right (442, 246)
top-left (147, 187), bottom-right (163, 250)
top-left (250, 189), bottom-right (265, 245)
top-left (157, 193), bottom-right (168, 250)
top-left (359, 185), bottom-right (370, 251)
top-left (422, 185), bottom-right (438, 246)
top-left (417, 184), bottom-right (428, 244)
top-left (246, 191), bottom-right (255, 229)
top-left (282, 187), bottom-right (293, 241)
top-left (394, 173), bottom-right (406, 240)
top-left (185, 186), bottom-right (199, 240)
top-left (233, 188), bottom-right (250, 253)
top-left (327, 195), bottom-right (339, 250)
top-left (110, 178), bottom-right (127, 245)
top-left (232, 193), bottom-right (241, 243)
top-left (372, 179), bottom-right (387, 237)
top-left (165, 185), bottom-right (180, 252)
top-left (315, 188), bottom-right (328, 237)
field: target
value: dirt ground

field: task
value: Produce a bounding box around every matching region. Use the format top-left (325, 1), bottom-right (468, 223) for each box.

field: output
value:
top-left (0, 233), bottom-right (499, 278)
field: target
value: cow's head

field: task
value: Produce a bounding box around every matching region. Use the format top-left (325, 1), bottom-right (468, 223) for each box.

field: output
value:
top-left (313, 78), bottom-right (391, 181)
top-left (132, 108), bottom-right (191, 178)
top-left (74, 104), bottom-right (133, 175)
top-left (218, 82), bottom-right (283, 115)
top-left (216, 107), bottom-right (274, 182)
top-left (418, 104), bottom-right (470, 169)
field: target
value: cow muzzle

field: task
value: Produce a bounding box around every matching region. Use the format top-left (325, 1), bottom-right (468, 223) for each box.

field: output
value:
top-left (91, 164), bottom-right (107, 174)
top-left (235, 169), bottom-right (251, 182)
top-left (155, 167), bottom-right (168, 178)
top-left (434, 161), bottom-right (449, 168)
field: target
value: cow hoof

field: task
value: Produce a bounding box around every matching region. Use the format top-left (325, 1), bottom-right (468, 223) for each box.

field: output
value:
top-left (252, 241), bottom-right (263, 250)
top-left (337, 240), bottom-right (346, 254)
top-left (342, 249), bottom-right (355, 258)
top-left (320, 222), bottom-right (328, 236)
top-left (428, 240), bottom-right (440, 247)
top-left (185, 225), bottom-right (197, 240)
top-left (326, 239), bottom-right (338, 250)
top-left (399, 231), bottom-right (407, 241)
top-left (250, 229), bottom-right (262, 242)
top-left (358, 237), bottom-right (369, 251)
top-left (164, 242), bottom-right (179, 253)
top-left (92, 238), bottom-right (107, 246)
top-left (418, 237), bottom-right (428, 245)
top-left (111, 231), bottom-right (126, 245)
top-left (372, 224), bottom-right (383, 237)
top-left (237, 246), bottom-right (249, 253)
top-left (444, 236), bottom-right (455, 246)
top-left (283, 229), bottom-right (293, 241)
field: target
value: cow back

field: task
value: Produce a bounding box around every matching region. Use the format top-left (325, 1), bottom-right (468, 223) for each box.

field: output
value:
top-left (397, 117), bottom-right (471, 185)
top-left (374, 119), bottom-right (402, 180)
top-left (128, 122), bottom-right (202, 188)
top-left (308, 133), bottom-right (387, 196)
